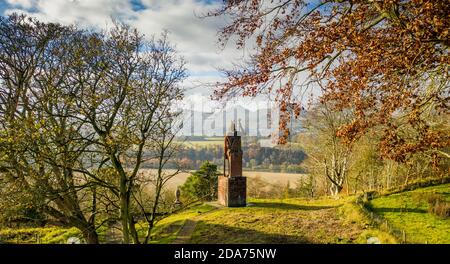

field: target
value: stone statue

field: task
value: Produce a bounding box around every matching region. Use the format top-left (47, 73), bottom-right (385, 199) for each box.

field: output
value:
top-left (174, 187), bottom-right (182, 207)
top-left (223, 121), bottom-right (243, 177)
top-left (228, 121), bottom-right (236, 136)
top-left (218, 121), bottom-right (246, 207)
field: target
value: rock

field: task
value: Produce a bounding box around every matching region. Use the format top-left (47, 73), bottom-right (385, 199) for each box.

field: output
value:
top-left (367, 237), bottom-right (381, 244)
top-left (67, 237), bottom-right (81, 244)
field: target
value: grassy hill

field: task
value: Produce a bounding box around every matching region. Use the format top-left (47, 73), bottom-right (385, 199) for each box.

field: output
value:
top-left (150, 197), bottom-right (396, 244)
top-left (1, 184), bottom-right (448, 244)
top-left (189, 198), bottom-right (393, 244)
top-left (156, 183), bottom-right (449, 244)
top-left (366, 183), bottom-right (450, 243)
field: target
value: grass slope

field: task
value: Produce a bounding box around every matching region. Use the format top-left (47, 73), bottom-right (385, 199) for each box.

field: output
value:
top-left (0, 227), bottom-right (81, 244)
top-left (368, 183), bottom-right (450, 243)
top-left (0, 204), bottom-right (216, 244)
top-left (136, 203), bottom-right (217, 244)
top-left (4, 184), bottom-right (447, 244)
top-left (188, 197), bottom-right (395, 244)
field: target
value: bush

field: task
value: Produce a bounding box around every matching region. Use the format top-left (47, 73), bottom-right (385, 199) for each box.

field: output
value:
top-left (430, 203), bottom-right (450, 218)
top-left (427, 194), bottom-right (450, 219)
top-left (181, 161), bottom-right (219, 201)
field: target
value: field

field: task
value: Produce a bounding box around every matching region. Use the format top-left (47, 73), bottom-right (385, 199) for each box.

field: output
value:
top-left (243, 171), bottom-right (307, 187)
top-left (139, 169), bottom-right (307, 190)
top-left (368, 184), bottom-right (450, 243)
top-left (179, 137), bottom-right (223, 148)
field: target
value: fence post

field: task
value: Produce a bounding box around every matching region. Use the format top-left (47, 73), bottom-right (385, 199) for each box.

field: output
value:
top-left (402, 230), bottom-right (406, 243)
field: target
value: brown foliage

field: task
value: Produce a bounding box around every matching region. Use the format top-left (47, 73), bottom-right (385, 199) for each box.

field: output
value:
top-left (208, 0), bottom-right (450, 162)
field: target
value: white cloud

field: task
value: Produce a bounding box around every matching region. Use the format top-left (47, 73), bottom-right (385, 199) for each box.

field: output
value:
top-left (129, 0), bottom-right (241, 73)
top-left (19, 0), bottom-right (135, 28)
top-left (3, 0), bottom-right (244, 96)
top-left (6, 0), bottom-right (35, 9)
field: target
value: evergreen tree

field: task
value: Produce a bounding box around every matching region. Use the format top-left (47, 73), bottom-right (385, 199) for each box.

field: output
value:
top-left (181, 161), bottom-right (219, 201)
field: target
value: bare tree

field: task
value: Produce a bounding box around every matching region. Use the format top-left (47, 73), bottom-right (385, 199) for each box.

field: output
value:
top-left (130, 116), bottom-right (184, 244)
top-left (0, 14), bottom-right (186, 244)
top-left (70, 24), bottom-right (186, 243)
top-left (0, 14), bottom-right (100, 243)
top-left (300, 103), bottom-right (353, 197)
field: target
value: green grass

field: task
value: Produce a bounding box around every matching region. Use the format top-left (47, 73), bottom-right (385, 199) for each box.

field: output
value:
top-left (135, 203), bottom-right (217, 244)
top-left (3, 184), bottom-right (447, 244)
top-left (337, 201), bottom-right (397, 244)
top-left (368, 183), bottom-right (450, 243)
top-left (0, 226), bottom-right (81, 244)
top-left (189, 197), bottom-right (394, 244)
top-left (0, 204), bottom-right (216, 244)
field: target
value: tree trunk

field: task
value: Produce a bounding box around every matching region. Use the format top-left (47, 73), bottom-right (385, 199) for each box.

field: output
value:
top-left (330, 184), bottom-right (343, 196)
top-left (82, 224), bottom-right (99, 244)
top-left (129, 217), bottom-right (140, 244)
top-left (144, 220), bottom-right (154, 244)
top-left (120, 185), bottom-right (130, 244)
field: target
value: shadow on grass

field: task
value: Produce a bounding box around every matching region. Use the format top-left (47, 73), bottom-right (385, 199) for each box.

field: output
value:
top-left (373, 207), bottom-right (428, 213)
top-left (189, 222), bottom-right (310, 244)
top-left (250, 202), bottom-right (337, 211)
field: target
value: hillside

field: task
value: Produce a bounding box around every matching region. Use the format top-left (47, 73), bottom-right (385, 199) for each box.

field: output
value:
top-left (153, 183), bottom-right (449, 244)
top-left (147, 197), bottom-right (396, 244)
top-left (367, 183), bottom-right (450, 243)
top-left (1, 184), bottom-right (448, 244)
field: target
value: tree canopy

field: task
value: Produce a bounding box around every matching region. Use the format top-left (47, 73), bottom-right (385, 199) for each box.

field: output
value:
top-left (209, 0), bottom-right (449, 162)
top-left (181, 161), bottom-right (219, 201)
top-left (0, 14), bottom-right (186, 243)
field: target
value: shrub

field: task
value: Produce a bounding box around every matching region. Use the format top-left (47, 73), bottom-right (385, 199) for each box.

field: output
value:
top-left (430, 203), bottom-right (450, 218)
top-left (426, 193), bottom-right (443, 205)
top-left (181, 161), bottom-right (219, 201)
top-left (426, 194), bottom-right (450, 219)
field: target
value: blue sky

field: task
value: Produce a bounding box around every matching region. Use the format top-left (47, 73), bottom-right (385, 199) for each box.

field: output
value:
top-left (0, 0), bottom-right (234, 100)
top-left (0, 0), bottom-right (321, 113)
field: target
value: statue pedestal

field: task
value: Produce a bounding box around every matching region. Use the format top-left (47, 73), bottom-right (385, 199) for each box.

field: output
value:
top-left (218, 176), bottom-right (246, 207)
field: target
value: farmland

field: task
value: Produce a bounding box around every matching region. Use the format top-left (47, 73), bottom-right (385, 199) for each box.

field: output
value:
top-left (139, 169), bottom-right (307, 190)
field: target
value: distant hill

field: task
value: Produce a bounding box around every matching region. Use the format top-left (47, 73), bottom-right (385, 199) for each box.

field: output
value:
top-left (177, 105), bottom-right (304, 137)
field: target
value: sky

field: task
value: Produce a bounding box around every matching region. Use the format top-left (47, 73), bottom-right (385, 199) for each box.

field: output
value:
top-left (0, 0), bottom-right (321, 116)
top-left (0, 0), bottom-right (252, 111)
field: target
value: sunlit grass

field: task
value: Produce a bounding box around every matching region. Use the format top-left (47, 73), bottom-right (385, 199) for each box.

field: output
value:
top-left (189, 197), bottom-right (393, 244)
top-left (134, 203), bottom-right (217, 244)
top-left (3, 185), bottom-right (447, 244)
top-left (0, 226), bottom-right (81, 244)
top-left (369, 184), bottom-right (450, 243)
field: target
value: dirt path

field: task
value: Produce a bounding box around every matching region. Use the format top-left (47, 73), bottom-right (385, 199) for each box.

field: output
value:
top-left (172, 202), bottom-right (221, 244)
top-left (172, 219), bottom-right (198, 244)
